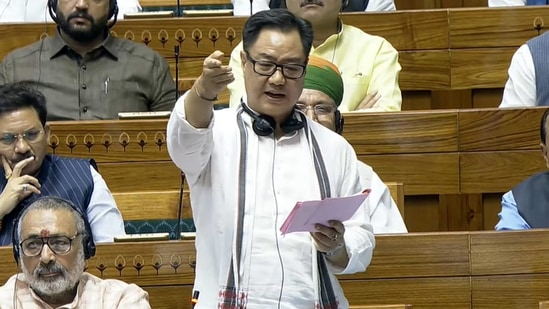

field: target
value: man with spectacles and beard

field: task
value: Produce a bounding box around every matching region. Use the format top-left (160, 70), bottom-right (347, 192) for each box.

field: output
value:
top-left (0, 0), bottom-right (176, 121)
top-left (297, 55), bottom-right (407, 233)
top-left (0, 196), bottom-right (151, 308)
top-left (0, 82), bottom-right (125, 246)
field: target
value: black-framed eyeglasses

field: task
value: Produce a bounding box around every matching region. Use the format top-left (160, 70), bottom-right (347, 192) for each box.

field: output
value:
top-left (20, 234), bottom-right (79, 257)
top-left (295, 103), bottom-right (336, 116)
top-left (244, 50), bottom-right (306, 80)
top-left (0, 130), bottom-right (44, 146)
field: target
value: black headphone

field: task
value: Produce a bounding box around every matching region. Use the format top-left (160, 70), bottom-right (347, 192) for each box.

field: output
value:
top-left (47, 0), bottom-right (119, 27)
top-left (335, 110), bottom-right (344, 134)
top-left (241, 102), bottom-right (305, 136)
top-left (269, 0), bottom-right (351, 10)
top-left (12, 196), bottom-right (96, 263)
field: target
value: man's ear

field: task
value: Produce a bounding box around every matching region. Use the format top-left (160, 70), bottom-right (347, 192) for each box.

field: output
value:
top-left (541, 142), bottom-right (549, 168)
top-left (44, 124), bottom-right (51, 140)
top-left (240, 50), bottom-right (247, 71)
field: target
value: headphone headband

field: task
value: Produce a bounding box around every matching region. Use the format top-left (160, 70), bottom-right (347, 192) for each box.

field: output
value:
top-left (12, 196), bottom-right (96, 263)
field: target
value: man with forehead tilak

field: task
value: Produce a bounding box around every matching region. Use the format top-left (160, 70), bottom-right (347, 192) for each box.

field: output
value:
top-left (0, 197), bottom-right (151, 308)
top-left (296, 55), bottom-right (407, 233)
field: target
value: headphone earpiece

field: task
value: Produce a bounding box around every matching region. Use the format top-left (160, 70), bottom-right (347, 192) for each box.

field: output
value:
top-left (335, 110), bottom-right (344, 134)
top-left (241, 102), bottom-right (305, 136)
top-left (12, 197), bottom-right (96, 263)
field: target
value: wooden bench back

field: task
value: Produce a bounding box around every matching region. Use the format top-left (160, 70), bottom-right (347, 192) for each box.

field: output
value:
top-left (4, 229), bottom-right (549, 308)
top-left (1, 7), bottom-right (548, 108)
top-left (46, 106), bottom-right (548, 231)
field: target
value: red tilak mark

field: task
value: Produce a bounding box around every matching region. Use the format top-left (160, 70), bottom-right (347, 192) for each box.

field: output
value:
top-left (40, 229), bottom-right (49, 237)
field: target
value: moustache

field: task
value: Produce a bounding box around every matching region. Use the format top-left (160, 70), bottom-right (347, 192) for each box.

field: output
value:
top-left (67, 12), bottom-right (94, 22)
top-left (301, 0), bottom-right (323, 6)
top-left (34, 263), bottom-right (65, 277)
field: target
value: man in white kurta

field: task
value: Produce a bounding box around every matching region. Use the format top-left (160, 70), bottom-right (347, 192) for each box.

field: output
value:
top-left (167, 9), bottom-right (374, 309)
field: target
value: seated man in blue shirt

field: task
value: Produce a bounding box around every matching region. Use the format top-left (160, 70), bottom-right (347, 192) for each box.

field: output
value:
top-left (496, 108), bottom-right (549, 230)
top-left (0, 82), bottom-right (125, 245)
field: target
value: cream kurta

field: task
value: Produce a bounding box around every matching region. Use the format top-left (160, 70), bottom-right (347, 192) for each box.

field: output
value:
top-left (167, 95), bottom-right (375, 308)
top-left (227, 24), bottom-right (402, 112)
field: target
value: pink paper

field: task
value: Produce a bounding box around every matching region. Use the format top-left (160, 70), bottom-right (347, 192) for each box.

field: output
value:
top-left (280, 190), bottom-right (370, 235)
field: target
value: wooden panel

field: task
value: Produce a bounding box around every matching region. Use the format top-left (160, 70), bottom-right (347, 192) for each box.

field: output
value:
top-left (349, 305), bottom-right (411, 309)
top-left (471, 229), bottom-right (549, 276)
top-left (145, 286), bottom-right (192, 309)
top-left (405, 195), bottom-right (442, 232)
top-left (399, 50), bottom-right (450, 90)
top-left (472, 88), bottom-right (503, 108)
top-left (450, 48), bottom-right (514, 89)
top-left (362, 154), bottom-right (459, 195)
top-left (140, 0), bottom-right (231, 6)
top-left (99, 161), bottom-right (181, 192)
top-left (472, 274), bottom-right (549, 309)
top-left (48, 120), bottom-right (171, 162)
top-left (541, 300), bottom-right (549, 309)
top-left (343, 278), bottom-right (470, 309)
top-left (386, 182), bottom-right (405, 217)
top-left (458, 107), bottom-right (547, 151)
top-left (343, 111), bottom-right (458, 154)
top-left (449, 7), bottom-right (549, 48)
top-left (341, 11), bottom-right (449, 50)
top-left (460, 151), bottom-right (545, 193)
top-left (113, 190), bottom-right (193, 220)
top-left (342, 232), bottom-right (470, 279)
top-left (482, 193), bottom-right (503, 231)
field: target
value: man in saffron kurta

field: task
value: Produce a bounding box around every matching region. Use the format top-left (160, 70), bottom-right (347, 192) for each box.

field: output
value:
top-left (167, 9), bottom-right (374, 308)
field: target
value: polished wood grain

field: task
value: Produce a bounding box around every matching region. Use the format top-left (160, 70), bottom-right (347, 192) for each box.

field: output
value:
top-left (460, 151), bottom-right (545, 193)
top-left (458, 107), bottom-right (546, 151)
top-left (540, 300), bottom-right (549, 309)
top-left (450, 48), bottom-right (514, 89)
top-left (350, 305), bottom-right (411, 309)
top-left (343, 111), bottom-right (458, 154)
top-left (449, 7), bottom-right (549, 48)
top-left (470, 229), bottom-right (549, 309)
top-left (386, 182), bottom-right (405, 217)
top-left (113, 190), bottom-right (193, 220)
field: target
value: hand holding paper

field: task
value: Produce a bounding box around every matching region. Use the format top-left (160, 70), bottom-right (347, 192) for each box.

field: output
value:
top-left (280, 189), bottom-right (370, 235)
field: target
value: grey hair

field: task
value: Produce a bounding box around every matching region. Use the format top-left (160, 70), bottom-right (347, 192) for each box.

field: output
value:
top-left (16, 197), bottom-right (87, 244)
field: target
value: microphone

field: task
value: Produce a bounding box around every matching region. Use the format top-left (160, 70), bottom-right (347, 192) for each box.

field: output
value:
top-left (176, 0), bottom-right (181, 17)
top-left (174, 45), bottom-right (180, 100)
top-left (175, 172), bottom-right (185, 240)
top-left (249, 0), bottom-right (253, 16)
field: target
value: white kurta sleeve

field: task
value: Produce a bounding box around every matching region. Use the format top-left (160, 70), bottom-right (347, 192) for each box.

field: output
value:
top-left (87, 166), bottom-right (126, 242)
top-left (500, 44), bottom-right (536, 108)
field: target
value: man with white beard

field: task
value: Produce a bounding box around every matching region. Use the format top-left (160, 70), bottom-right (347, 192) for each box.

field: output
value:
top-left (0, 197), bottom-right (151, 308)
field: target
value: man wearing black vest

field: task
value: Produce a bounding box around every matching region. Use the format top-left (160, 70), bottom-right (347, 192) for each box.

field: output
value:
top-left (496, 108), bottom-right (549, 229)
top-left (0, 82), bottom-right (125, 245)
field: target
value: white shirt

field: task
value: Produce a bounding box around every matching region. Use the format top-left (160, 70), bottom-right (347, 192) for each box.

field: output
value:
top-left (88, 166), bottom-right (126, 243)
top-left (358, 162), bottom-right (407, 234)
top-left (488, 0), bottom-right (526, 6)
top-left (499, 44), bottom-right (537, 107)
top-left (167, 95), bottom-right (375, 308)
top-left (0, 0), bottom-right (141, 23)
top-left (231, 0), bottom-right (395, 16)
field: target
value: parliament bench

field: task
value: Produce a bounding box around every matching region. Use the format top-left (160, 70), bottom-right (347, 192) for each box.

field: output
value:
top-left (3, 230), bottom-right (549, 308)
top-left (46, 106), bottom-right (548, 232)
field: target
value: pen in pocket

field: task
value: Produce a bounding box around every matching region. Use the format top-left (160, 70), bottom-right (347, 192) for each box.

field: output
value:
top-left (104, 77), bottom-right (110, 94)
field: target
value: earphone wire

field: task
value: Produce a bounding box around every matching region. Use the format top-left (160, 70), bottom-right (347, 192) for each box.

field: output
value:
top-left (13, 261), bottom-right (19, 309)
top-left (271, 139), bottom-right (285, 309)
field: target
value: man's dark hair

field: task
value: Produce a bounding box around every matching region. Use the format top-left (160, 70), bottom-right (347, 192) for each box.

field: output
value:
top-left (242, 8), bottom-right (313, 59)
top-left (541, 108), bottom-right (549, 145)
top-left (0, 82), bottom-right (47, 126)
